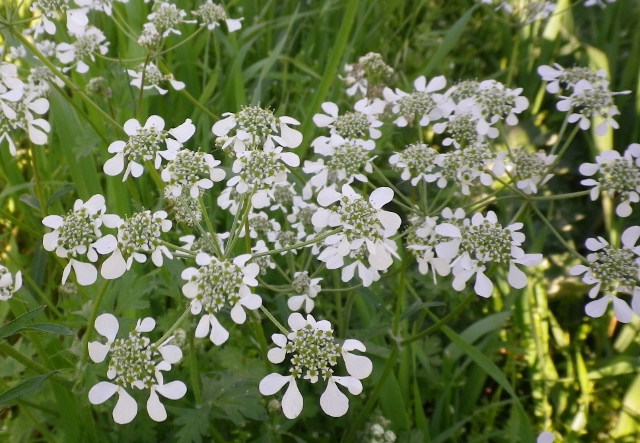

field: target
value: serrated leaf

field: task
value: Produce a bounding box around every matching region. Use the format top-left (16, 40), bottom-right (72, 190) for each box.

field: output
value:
top-left (0, 371), bottom-right (57, 405)
top-left (173, 405), bottom-right (211, 443)
top-left (22, 323), bottom-right (76, 337)
top-left (0, 306), bottom-right (46, 338)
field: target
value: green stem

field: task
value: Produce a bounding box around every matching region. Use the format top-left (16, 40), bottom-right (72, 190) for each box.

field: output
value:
top-left (0, 342), bottom-right (72, 389)
top-left (156, 306), bottom-right (192, 345)
top-left (530, 203), bottom-right (585, 262)
top-left (252, 228), bottom-right (341, 258)
top-left (260, 306), bottom-right (289, 335)
top-left (400, 293), bottom-right (474, 346)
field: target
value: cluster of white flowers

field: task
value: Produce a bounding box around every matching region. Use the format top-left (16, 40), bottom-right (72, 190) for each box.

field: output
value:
top-left (340, 52), bottom-right (394, 98)
top-left (0, 63), bottom-right (51, 154)
top-left (259, 313), bottom-right (372, 418)
top-left (182, 253), bottom-right (262, 345)
top-left (436, 210), bottom-right (542, 297)
top-left (312, 185), bottom-right (401, 287)
top-left (579, 144), bottom-right (640, 217)
top-left (88, 314), bottom-right (186, 424)
top-left (42, 194), bottom-right (118, 285)
top-left (570, 226), bottom-right (640, 323)
top-left (103, 116), bottom-right (195, 180)
top-left (538, 64), bottom-right (629, 136)
top-left (127, 62), bottom-right (185, 95)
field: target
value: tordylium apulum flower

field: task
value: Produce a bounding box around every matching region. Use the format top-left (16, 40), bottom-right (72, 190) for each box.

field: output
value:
top-left (579, 144), bottom-right (640, 217)
top-left (0, 263), bottom-right (22, 301)
top-left (259, 313), bottom-right (372, 419)
top-left (104, 116), bottom-right (196, 181)
top-left (88, 314), bottom-right (186, 424)
top-left (570, 226), bottom-right (640, 323)
top-left (181, 253), bottom-right (262, 345)
top-left (42, 194), bottom-right (118, 286)
top-left (436, 210), bottom-right (543, 297)
top-left (312, 185), bottom-right (401, 287)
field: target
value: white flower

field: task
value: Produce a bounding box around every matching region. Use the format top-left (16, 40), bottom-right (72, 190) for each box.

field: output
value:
top-left (578, 144), bottom-right (640, 217)
top-left (0, 264), bottom-right (22, 301)
top-left (288, 272), bottom-right (322, 313)
top-left (127, 63), bottom-right (184, 95)
top-left (340, 52), bottom-right (394, 98)
top-left (313, 99), bottom-right (384, 140)
top-left (312, 185), bottom-right (401, 287)
top-left (259, 313), bottom-right (372, 419)
top-left (436, 211), bottom-right (542, 297)
top-left (148, 2), bottom-right (196, 37)
top-left (88, 313), bottom-right (186, 424)
top-left (104, 116), bottom-right (195, 180)
top-left (556, 79), bottom-right (629, 136)
top-left (304, 134), bottom-right (375, 192)
top-left (75, 0), bottom-right (127, 16)
top-left (569, 226), bottom-right (640, 323)
top-left (510, 148), bottom-right (556, 195)
top-left (192, 0), bottom-right (243, 31)
top-left (383, 75), bottom-right (447, 127)
top-left (227, 145), bottom-right (300, 209)
top-left (406, 216), bottom-right (451, 280)
top-left (161, 149), bottom-right (226, 198)
top-left (181, 253), bottom-right (262, 345)
top-left (389, 143), bottom-right (439, 185)
top-left (537, 431), bottom-right (555, 443)
top-left (537, 64), bottom-right (607, 94)
top-left (101, 210), bottom-right (172, 280)
top-left (42, 194), bottom-right (118, 286)
top-left (212, 105), bottom-right (302, 153)
top-left (56, 26), bottom-right (109, 73)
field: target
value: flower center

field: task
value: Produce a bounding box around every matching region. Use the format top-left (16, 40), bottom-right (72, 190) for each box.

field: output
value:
top-left (57, 207), bottom-right (99, 256)
top-left (109, 331), bottom-right (159, 389)
top-left (598, 158), bottom-right (640, 198)
top-left (118, 211), bottom-right (164, 256)
top-left (590, 246), bottom-right (638, 293)
top-left (286, 325), bottom-right (342, 381)
top-left (190, 258), bottom-right (244, 313)
top-left (332, 112), bottom-right (370, 139)
top-left (234, 105), bottom-right (278, 138)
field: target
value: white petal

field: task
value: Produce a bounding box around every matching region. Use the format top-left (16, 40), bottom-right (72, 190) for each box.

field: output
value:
top-left (209, 316), bottom-right (229, 345)
top-left (317, 187), bottom-right (342, 207)
top-left (72, 260), bottom-right (97, 286)
top-left (585, 296), bottom-right (610, 318)
top-left (288, 312), bottom-right (307, 330)
top-left (342, 351), bottom-right (372, 379)
top-left (612, 297), bottom-right (634, 323)
top-left (155, 380), bottom-right (187, 400)
top-left (474, 271), bottom-right (494, 298)
top-left (101, 249), bottom-right (127, 280)
top-left (94, 312), bottom-right (119, 341)
top-left (88, 381), bottom-right (118, 405)
top-left (230, 303), bottom-right (247, 324)
top-left (267, 347), bottom-right (287, 364)
top-left (259, 373), bottom-right (291, 395)
top-left (146, 389), bottom-right (167, 422)
top-left (159, 344), bottom-right (182, 363)
top-left (368, 187), bottom-right (393, 209)
top-left (333, 375), bottom-right (363, 394)
top-left (137, 317), bottom-right (156, 333)
top-left (282, 378), bottom-right (304, 419)
top-left (320, 378), bottom-right (349, 417)
top-left (113, 388), bottom-right (138, 424)
top-left (537, 431), bottom-right (556, 443)
top-left (195, 314), bottom-right (211, 338)
top-left (507, 263), bottom-right (527, 289)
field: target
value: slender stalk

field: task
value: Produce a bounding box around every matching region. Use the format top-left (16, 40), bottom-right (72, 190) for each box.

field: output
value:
top-left (260, 306), bottom-right (289, 335)
top-left (252, 228), bottom-right (341, 258)
top-left (156, 306), bottom-right (191, 345)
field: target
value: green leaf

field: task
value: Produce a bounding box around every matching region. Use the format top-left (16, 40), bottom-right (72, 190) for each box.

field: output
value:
top-left (46, 185), bottom-right (77, 209)
top-left (0, 371), bottom-right (57, 405)
top-left (173, 405), bottom-right (211, 443)
top-left (400, 301), bottom-right (446, 322)
top-left (19, 193), bottom-right (41, 212)
top-left (440, 324), bottom-right (535, 442)
top-left (22, 323), bottom-right (76, 337)
top-left (420, 4), bottom-right (479, 77)
top-left (0, 306), bottom-right (46, 338)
